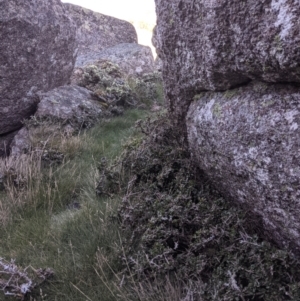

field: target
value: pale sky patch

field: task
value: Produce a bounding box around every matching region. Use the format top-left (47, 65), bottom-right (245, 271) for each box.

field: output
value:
top-left (62, 0), bottom-right (156, 55)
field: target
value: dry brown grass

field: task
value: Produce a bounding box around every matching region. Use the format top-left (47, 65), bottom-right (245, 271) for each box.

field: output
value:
top-left (0, 120), bottom-right (86, 227)
top-left (28, 121), bottom-right (85, 159)
top-left (0, 152), bottom-right (43, 226)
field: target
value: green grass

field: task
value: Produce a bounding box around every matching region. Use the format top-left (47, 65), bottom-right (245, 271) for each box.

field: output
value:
top-left (0, 109), bottom-right (149, 301)
top-left (3, 107), bottom-right (299, 301)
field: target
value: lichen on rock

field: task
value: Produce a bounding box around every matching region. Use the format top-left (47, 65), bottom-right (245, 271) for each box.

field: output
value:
top-left (153, 0), bottom-right (300, 256)
top-left (187, 81), bottom-right (300, 253)
top-left (154, 0), bottom-right (300, 119)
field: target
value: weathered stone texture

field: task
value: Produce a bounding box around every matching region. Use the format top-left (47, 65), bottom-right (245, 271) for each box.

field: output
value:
top-left (154, 0), bottom-right (300, 118)
top-left (64, 3), bottom-right (137, 63)
top-left (35, 85), bottom-right (103, 130)
top-left (187, 82), bottom-right (300, 252)
top-left (75, 43), bottom-right (155, 77)
top-left (0, 0), bottom-right (77, 135)
top-left (154, 57), bottom-right (163, 72)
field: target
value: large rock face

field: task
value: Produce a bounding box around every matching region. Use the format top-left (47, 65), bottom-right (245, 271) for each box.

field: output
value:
top-left (0, 0), bottom-right (77, 135)
top-left (64, 3), bottom-right (137, 65)
top-left (154, 0), bottom-right (300, 119)
top-left (155, 0), bottom-right (300, 253)
top-left (187, 82), bottom-right (300, 252)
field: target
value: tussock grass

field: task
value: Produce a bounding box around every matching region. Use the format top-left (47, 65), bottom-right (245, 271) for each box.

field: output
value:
top-left (94, 243), bottom-right (191, 301)
top-left (0, 152), bottom-right (43, 225)
top-left (0, 109), bottom-right (149, 301)
top-left (4, 107), bottom-right (298, 301)
top-left (27, 121), bottom-right (84, 160)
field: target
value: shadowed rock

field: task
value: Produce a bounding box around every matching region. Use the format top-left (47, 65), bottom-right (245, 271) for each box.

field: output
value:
top-left (0, 0), bottom-right (77, 135)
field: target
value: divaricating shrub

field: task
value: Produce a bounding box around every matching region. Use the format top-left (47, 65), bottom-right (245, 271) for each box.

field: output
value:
top-left (102, 113), bottom-right (300, 300)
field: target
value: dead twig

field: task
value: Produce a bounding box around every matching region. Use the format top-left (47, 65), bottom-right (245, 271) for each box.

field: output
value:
top-left (0, 257), bottom-right (54, 300)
